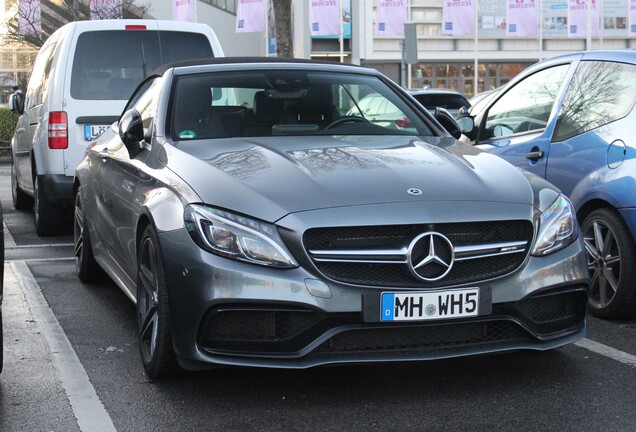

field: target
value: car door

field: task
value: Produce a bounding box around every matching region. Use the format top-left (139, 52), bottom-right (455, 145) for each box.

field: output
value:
top-left (472, 62), bottom-right (575, 179)
top-left (546, 59), bottom-right (636, 199)
top-left (94, 78), bottom-right (161, 278)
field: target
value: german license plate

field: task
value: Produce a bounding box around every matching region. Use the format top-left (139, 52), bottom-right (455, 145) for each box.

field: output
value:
top-left (84, 124), bottom-right (108, 141)
top-left (381, 288), bottom-right (479, 322)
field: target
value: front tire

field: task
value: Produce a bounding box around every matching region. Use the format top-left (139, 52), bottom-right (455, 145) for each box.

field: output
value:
top-left (74, 189), bottom-right (102, 282)
top-left (137, 225), bottom-right (179, 379)
top-left (583, 208), bottom-right (636, 319)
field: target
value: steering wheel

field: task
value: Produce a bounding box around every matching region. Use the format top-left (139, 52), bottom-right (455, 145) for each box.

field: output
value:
top-left (324, 116), bottom-right (369, 130)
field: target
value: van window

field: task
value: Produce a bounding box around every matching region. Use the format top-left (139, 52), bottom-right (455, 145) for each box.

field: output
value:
top-left (26, 43), bottom-right (56, 109)
top-left (70, 30), bottom-right (214, 101)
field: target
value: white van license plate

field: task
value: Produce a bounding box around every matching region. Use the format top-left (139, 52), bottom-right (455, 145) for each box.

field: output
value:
top-left (84, 124), bottom-right (108, 141)
top-left (381, 288), bottom-right (479, 322)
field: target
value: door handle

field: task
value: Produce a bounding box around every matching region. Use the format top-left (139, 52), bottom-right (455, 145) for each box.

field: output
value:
top-left (525, 151), bottom-right (544, 161)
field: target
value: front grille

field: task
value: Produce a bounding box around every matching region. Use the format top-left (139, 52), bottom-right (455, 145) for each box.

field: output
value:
top-left (303, 220), bottom-right (534, 288)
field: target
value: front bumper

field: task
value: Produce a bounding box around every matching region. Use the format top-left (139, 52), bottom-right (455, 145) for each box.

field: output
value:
top-left (160, 228), bottom-right (589, 370)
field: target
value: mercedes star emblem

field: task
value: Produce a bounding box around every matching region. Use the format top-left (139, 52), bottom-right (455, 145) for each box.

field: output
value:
top-left (407, 232), bottom-right (455, 281)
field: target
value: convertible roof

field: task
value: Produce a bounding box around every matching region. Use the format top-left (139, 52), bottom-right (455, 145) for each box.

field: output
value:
top-left (151, 57), bottom-right (365, 77)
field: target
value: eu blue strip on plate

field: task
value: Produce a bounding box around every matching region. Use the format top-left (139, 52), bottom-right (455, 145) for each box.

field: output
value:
top-left (381, 293), bottom-right (395, 321)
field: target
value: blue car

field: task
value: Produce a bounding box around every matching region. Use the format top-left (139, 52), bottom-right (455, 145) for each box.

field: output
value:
top-left (457, 50), bottom-right (636, 319)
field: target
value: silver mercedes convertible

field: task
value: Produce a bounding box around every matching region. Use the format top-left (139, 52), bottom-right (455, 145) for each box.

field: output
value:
top-left (74, 58), bottom-right (589, 378)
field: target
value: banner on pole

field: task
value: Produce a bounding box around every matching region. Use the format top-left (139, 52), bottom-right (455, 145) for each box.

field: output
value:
top-left (567, 0), bottom-right (599, 38)
top-left (630, 0), bottom-right (636, 36)
top-left (375, 1), bottom-right (407, 36)
top-left (90, 0), bottom-right (122, 20)
top-left (310, 0), bottom-right (340, 37)
top-left (173, 0), bottom-right (195, 22)
top-left (18, 0), bottom-right (41, 35)
top-left (236, 0), bottom-right (266, 33)
top-left (442, 0), bottom-right (475, 36)
top-left (507, 0), bottom-right (539, 36)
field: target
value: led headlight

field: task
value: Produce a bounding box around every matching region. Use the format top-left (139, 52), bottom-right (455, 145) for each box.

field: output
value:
top-left (185, 204), bottom-right (298, 268)
top-left (531, 194), bottom-right (578, 256)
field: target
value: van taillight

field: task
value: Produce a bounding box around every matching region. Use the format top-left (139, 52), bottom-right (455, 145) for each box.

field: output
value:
top-left (125, 25), bottom-right (147, 30)
top-left (48, 111), bottom-right (68, 149)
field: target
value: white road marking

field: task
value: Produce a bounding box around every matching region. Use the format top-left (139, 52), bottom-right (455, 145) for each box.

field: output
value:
top-left (10, 261), bottom-right (117, 432)
top-left (575, 338), bottom-right (636, 367)
top-left (7, 242), bottom-right (74, 248)
top-left (5, 257), bottom-right (75, 263)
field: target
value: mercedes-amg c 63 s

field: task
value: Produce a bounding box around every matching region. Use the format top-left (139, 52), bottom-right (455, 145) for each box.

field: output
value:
top-left (74, 58), bottom-right (589, 378)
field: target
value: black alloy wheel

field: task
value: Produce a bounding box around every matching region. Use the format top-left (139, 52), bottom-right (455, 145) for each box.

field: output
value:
top-left (137, 225), bottom-right (179, 379)
top-left (73, 189), bottom-right (101, 282)
top-left (583, 208), bottom-right (636, 319)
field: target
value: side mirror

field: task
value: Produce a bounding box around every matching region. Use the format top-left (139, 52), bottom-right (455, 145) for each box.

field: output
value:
top-left (456, 115), bottom-right (476, 139)
top-left (119, 109), bottom-right (144, 158)
top-left (9, 91), bottom-right (24, 114)
top-left (433, 107), bottom-right (462, 140)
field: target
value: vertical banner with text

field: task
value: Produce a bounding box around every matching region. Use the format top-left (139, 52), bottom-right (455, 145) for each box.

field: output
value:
top-left (236, 0), bottom-right (266, 33)
top-left (90, 0), bottom-right (122, 20)
top-left (507, 0), bottom-right (539, 36)
top-left (442, 0), bottom-right (475, 35)
top-left (311, 0), bottom-right (340, 36)
top-left (630, 0), bottom-right (636, 36)
top-left (18, 0), bottom-right (41, 35)
top-left (173, 0), bottom-right (195, 22)
top-left (375, 1), bottom-right (407, 36)
top-left (567, 0), bottom-right (599, 37)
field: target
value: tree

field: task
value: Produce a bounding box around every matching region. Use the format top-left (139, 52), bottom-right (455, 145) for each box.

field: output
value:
top-left (272, 0), bottom-right (292, 58)
top-left (3, 0), bottom-right (151, 49)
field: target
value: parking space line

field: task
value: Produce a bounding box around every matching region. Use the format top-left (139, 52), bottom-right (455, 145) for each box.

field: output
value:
top-left (10, 261), bottom-right (117, 432)
top-left (7, 243), bottom-right (74, 248)
top-left (575, 338), bottom-right (636, 367)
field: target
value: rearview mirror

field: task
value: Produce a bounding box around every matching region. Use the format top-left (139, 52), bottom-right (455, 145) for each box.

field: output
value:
top-left (119, 109), bottom-right (144, 158)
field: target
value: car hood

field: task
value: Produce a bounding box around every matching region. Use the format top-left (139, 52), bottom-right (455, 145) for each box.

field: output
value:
top-left (164, 135), bottom-right (536, 223)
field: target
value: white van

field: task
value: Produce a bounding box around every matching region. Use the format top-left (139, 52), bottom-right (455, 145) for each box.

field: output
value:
top-left (10, 19), bottom-right (224, 236)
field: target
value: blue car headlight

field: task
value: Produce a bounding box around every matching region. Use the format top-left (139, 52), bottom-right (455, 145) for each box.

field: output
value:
top-left (531, 194), bottom-right (578, 256)
top-left (185, 204), bottom-right (298, 268)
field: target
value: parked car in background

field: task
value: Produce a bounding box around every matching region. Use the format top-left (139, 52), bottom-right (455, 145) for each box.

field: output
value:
top-left (10, 19), bottom-right (224, 236)
top-left (466, 87), bottom-right (501, 116)
top-left (408, 89), bottom-right (470, 118)
top-left (74, 58), bottom-right (589, 378)
top-left (347, 93), bottom-right (412, 129)
top-left (457, 50), bottom-right (636, 319)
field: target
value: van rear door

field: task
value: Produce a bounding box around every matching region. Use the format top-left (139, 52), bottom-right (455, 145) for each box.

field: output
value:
top-left (63, 20), bottom-right (221, 176)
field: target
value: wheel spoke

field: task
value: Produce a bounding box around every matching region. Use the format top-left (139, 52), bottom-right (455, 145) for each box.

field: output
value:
top-left (603, 268), bottom-right (620, 295)
top-left (605, 255), bottom-right (621, 266)
top-left (599, 274), bottom-right (608, 306)
top-left (593, 222), bottom-right (605, 255)
top-left (74, 235), bottom-right (84, 259)
top-left (583, 236), bottom-right (600, 260)
top-left (602, 229), bottom-right (615, 257)
top-left (140, 305), bottom-right (158, 349)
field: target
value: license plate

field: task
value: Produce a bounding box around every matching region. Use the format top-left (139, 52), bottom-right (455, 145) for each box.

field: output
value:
top-left (84, 124), bottom-right (108, 141)
top-left (381, 288), bottom-right (479, 322)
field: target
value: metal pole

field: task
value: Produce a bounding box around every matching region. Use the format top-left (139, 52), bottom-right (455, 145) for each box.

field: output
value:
top-left (339, 0), bottom-right (344, 63)
top-left (539, 0), bottom-right (543, 60)
top-left (474, 0), bottom-right (479, 96)
top-left (586, 0), bottom-right (592, 50)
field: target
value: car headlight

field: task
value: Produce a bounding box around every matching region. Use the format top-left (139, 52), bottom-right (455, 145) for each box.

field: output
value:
top-left (531, 194), bottom-right (578, 256)
top-left (184, 204), bottom-right (298, 268)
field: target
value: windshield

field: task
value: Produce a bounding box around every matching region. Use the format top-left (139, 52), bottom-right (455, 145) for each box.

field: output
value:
top-left (170, 70), bottom-right (433, 140)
